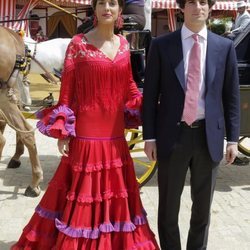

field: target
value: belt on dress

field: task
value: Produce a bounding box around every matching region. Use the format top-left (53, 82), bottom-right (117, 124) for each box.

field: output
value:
top-left (180, 119), bottom-right (205, 129)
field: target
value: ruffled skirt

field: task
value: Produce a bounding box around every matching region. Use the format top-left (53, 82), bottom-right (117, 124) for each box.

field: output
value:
top-left (11, 136), bottom-right (159, 250)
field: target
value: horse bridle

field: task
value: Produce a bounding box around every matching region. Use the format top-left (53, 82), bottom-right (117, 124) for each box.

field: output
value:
top-left (25, 40), bottom-right (38, 59)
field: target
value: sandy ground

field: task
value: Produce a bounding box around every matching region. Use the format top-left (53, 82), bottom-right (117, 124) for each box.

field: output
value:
top-left (28, 73), bottom-right (60, 102)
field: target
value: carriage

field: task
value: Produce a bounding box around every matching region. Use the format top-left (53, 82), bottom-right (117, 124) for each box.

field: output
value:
top-left (234, 24), bottom-right (250, 158)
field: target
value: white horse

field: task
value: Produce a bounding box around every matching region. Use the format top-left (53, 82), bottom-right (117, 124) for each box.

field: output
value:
top-left (18, 37), bottom-right (71, 106)
top-left (24, 37), bottom-right (71, 74)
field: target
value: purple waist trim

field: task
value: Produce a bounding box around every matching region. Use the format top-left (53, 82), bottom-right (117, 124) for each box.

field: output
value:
top-left (76, 135), bottom-right (124, 141)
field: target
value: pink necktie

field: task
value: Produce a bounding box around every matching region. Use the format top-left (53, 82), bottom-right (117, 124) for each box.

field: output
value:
top-left (182, 34), bottom-right (201, 125)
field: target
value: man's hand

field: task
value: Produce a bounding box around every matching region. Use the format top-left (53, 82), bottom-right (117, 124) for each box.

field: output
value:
top-left (144, 141), bottom-right (157, 161)
top-left (225, 143), bottom-right (238, 165)
top-left (57, 138), bottom-right (70, 157)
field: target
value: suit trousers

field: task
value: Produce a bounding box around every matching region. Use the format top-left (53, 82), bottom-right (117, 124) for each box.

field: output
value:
top-left (157, 122), bottom-right (218, 250)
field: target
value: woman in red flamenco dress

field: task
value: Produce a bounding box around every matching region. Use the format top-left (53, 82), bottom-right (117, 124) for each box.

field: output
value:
top-left (11, 0), bottom-right (159, 249)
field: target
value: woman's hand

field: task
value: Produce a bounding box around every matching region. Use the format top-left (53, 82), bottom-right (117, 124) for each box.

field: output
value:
top-left (57, 138), bottom-right (70, 157)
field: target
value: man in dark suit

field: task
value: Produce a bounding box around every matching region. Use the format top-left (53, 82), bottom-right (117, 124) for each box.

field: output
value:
top-left (142, 0), bottom-right (240, 249)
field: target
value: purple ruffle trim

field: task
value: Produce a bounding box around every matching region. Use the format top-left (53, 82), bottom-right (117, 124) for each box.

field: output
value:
top-left (36, 105), bottom-right (76, 138)
top-left (55, 219), bottom-right (100, 239)
top-left (99, 222), bottom-right (115, 233)
top-left (36, 121), bottom-right (52, 136)
top-left (35, 205), bottom-right (62, 220)
top-left (55, 214), bottom-right (147, 239)
top-left (124, 108), bottom-right (142, 129)
top-left (133, 215), bottom-right (147, 225)
top-left (36, 110), bottom-right (43, 119)
top-left (113, 221), bottom-right (136, 232)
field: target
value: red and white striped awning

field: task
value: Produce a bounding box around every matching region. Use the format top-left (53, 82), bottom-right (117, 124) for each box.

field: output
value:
top-left (152, 0), bottom-right (250, 10)
top-left (1, 0), bottom-right (92, 35)
top-left (2, 0), bottom-right (249, 34)
top-left (16, 0), bottom-right (250, 10)
top-left (14, 0), bottom-right (250, 10)
top-left (16, 0), bottom-right (91, 7)
top-left (13, 0), bottom-right (40, 33)
top-left (0, 0), bottom-right (16, 28)
top-left (152, 0), bottom-right (177, 9)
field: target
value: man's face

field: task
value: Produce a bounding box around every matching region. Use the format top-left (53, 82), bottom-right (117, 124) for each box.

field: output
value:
top-left (237, 6), bottom-right (245, 15)
top-left (181, 0), bottom-right (210, 27)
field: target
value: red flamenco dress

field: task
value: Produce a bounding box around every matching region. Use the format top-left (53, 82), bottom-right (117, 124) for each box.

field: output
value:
top-left (11, 34), bottom-right (159, 250)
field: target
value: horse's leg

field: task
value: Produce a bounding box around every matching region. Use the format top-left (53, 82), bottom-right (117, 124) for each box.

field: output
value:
top-left (1, 101), bottom-right (43, 197)
top-left (7, 133), bottom-right (24, 169)
top-left (0, 121), bottom-right (6, 160)
top-left (18, 128), bottom-right (43, 197)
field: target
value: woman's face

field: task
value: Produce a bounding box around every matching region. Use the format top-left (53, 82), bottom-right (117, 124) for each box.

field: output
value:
top-left (95, 0), bottom-right (121, 26)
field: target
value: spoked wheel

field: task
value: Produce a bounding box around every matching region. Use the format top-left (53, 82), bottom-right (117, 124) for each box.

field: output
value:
top-left (124, 129), bottom-right (138, 150)
top-left (125, 128), bottom-right (157, 187)
top-left (238, 136), bottom-right (250, 156)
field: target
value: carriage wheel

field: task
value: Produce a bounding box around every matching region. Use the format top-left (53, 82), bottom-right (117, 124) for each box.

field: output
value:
top-left (125, 129), bottom-right (138, 149)
top-left (126, 128), bottom-right (157, 187)
top-left (238, 136), bottom-right (250, 156)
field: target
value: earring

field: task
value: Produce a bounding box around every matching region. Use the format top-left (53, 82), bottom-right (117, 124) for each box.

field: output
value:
top-left (115, 14), bottom-right (123, 29)
top-left (93, 14), bottom-right (98, 27)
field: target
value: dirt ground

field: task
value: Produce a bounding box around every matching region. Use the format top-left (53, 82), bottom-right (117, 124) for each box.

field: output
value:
top-left (28, 73), bottom-right (60, 102)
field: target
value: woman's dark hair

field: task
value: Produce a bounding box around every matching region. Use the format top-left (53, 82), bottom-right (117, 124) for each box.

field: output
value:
top-left (176, 0), bottom-right (216, 9)
top-left (92, 0), bottom-right (125, 10)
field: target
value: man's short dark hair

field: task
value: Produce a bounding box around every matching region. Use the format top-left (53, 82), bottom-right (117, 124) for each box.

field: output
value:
top-left (176, 0), bottom-right (216, 9)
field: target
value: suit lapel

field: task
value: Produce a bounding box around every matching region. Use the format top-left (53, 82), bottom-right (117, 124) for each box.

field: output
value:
top-left (205, 32), bottom-right (218, 90)
top-left (172, 30), bottom-right (185, 91)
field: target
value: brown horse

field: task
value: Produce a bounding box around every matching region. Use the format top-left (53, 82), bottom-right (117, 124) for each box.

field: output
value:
top-left (0, 26), bottom-right (43, 197)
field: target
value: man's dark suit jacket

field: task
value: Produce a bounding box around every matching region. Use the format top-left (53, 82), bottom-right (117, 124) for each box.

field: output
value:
top-left (143, 29), bottom-right (240, 163)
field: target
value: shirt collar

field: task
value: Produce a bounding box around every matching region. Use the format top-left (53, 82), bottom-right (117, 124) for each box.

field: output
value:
top-left (181, 24), bottom-right (207, 41)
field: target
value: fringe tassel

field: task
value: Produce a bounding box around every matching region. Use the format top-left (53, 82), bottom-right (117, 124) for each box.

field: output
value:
top-left (75, 61), bottom-right (130, 112)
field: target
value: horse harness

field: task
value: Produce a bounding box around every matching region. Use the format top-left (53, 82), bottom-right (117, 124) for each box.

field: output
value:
top-left (0, 45), bottom-right (32, 89)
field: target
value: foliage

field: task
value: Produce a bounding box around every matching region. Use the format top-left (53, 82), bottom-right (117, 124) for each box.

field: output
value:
top-left (208, 17), bottom-right (233, 35)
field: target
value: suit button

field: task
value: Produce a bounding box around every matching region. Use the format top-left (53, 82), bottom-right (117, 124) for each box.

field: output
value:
top-left (177, 122), bottom-right (181, 126)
